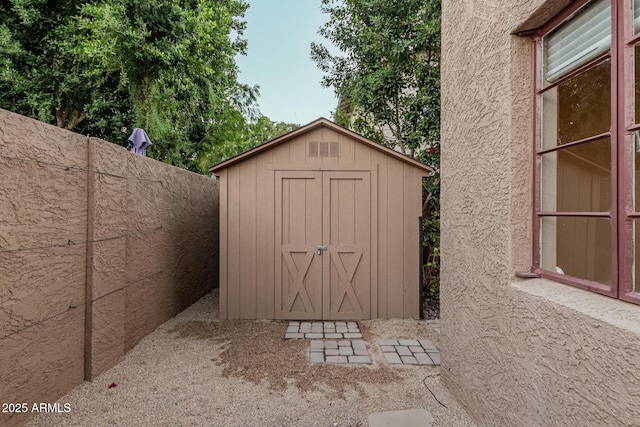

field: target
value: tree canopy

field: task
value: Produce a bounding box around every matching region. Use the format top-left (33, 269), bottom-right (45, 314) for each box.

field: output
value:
top-left (0, 0), bottom-right (278, 173)
top-left (200, 115), bottom-right (299, 167)
top-left (312, 0), bottom-right (442, 305)
top-left (311, 0), bottom-right (441, 166)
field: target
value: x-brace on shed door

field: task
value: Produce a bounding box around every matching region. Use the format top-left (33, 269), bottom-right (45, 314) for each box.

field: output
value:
top-left (275, 170), bottom-right (372, 320)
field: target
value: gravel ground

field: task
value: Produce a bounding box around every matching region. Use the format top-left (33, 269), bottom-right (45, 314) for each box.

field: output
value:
top-left (27, 290), bottom-right (475, 427)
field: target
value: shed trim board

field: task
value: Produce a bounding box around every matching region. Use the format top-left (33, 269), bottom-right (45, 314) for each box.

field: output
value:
top-left (213, 118), bottom-right (429, 320)
top-left (219, 168), bottom-right (228, 320)
top-left (266, 164), bottom-right (379, 172)
top-left (370, 166), bottom-right (379, 319)
top-left (210, 118), bottom-right (432, 174)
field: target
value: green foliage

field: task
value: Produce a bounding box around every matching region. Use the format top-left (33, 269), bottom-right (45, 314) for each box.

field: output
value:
top-left (0, 0), bottom-right (122, 129)
top-left (312, 0), bottom-right (442, 308)
top-left (199, 115), bottom-right (299, 169)
top-left (0, 0), bottom-right (255, 173)
top-left (311, 0), bottom-right (441, 160)
top-left (422, 174), bottom-right (440, 302)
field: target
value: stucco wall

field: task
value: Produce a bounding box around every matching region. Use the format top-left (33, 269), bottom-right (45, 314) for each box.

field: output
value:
top-left (0, 109), bottom-right (218, 427)
top-left (441, 0), bottom-right (640, 426)
top-left (441, 1), bottom-right (640, 425)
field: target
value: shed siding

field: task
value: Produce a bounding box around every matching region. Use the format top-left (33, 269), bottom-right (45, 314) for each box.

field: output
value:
top-left (239, 158), bottom-right (257, 318)
top-left (386, 157), bottom-right (405, 318)
top-left (256, 149), bottom-right (274, 319)
top-left (372, 150), bottom-right (389, 318)
top-left (227, 166), bottom-right (240, 318)
top-left (218, 124), bottom-right (426, 319)
top-left (219, 169), bottom-right (228, 319)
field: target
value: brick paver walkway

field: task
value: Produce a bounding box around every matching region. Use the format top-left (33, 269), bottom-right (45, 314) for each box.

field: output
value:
top-left (378, 339), bottom-right (441, 366)
top-left (285, 321), bottom-right (362, 339)
top-left (309, 339), bottom-right (372, 364)
top-left (284, 321), bottom-right (441, 366)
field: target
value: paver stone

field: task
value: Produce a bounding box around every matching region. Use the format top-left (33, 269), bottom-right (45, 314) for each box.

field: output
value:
top-left (401, 356), bottom-right (418, 365)
top-left (349, 356), bottom-right (372, 364)
top-left (339, 347), bottom-right (354, 356)
top-left (396, 346), bottom-right (412, 356)
top-left (310, 353), bottom-right (324, 364)
top-left (383, 352), bottom-right (402, 364)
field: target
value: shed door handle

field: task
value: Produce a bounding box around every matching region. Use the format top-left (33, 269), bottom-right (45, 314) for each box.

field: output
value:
top-left (316, 245), bottom-right (327, 255)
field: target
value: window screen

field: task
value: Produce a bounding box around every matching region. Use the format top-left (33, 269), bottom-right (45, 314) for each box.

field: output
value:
top-left (544, 0), bottom-right (611, 83)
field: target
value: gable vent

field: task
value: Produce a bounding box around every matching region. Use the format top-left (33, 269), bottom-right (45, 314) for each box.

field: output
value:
top-left (319, 142), bottom-right (329, 157)
top-left (308, 141), bottom-right (339, 158)
top-left (309, 141), bottom-right (318, 157)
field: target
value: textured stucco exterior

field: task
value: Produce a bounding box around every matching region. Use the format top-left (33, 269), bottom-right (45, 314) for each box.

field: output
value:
top-left (441, 1), bottom-right (640, 425)
top-left (0, 109), bottom-right (218, 427)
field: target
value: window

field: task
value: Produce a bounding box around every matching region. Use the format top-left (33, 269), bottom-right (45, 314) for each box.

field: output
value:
top-left (534, 0), bottom-right (640, 304)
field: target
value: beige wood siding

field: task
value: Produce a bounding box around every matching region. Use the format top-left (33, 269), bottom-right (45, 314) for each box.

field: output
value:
top-left (275, 171), bottom-right (323, 319)
top-left (323, 171), bottom-right (372, 319)
top-left (217, 122), bottom-right (428, 319)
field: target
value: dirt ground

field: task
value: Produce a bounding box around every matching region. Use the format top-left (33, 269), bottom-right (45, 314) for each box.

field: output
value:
top-left (27, 290), bottom-right (475, 427)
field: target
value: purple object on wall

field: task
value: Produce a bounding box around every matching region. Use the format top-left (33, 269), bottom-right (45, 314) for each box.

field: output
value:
top-left (128, 128), bottom-right (152, 156)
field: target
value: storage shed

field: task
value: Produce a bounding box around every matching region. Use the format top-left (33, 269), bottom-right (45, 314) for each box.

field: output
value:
top-left (210, 118), bottom-right (432, 320)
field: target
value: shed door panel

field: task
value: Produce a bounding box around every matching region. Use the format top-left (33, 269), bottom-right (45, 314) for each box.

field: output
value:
top-left (323, 172), bottom-right (371, 319)
top-left (275, 172), bottom-right (322, 319)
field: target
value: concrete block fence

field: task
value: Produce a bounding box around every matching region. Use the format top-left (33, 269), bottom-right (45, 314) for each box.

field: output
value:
top-left (0, 109), bottom-right (219, 426)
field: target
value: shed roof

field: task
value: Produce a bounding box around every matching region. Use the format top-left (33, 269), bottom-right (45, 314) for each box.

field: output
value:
top-left (209, 118), bottom-right (433, 174)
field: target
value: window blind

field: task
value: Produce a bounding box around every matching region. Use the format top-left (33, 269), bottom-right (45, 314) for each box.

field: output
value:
top-left (544, 0), bottom-right (610, 82)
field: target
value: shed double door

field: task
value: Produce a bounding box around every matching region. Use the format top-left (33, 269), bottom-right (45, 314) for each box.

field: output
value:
top-left (275, 171), bottom-right (372, 320)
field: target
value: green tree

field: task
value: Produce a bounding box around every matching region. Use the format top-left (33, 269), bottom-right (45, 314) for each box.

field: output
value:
top-left (311, 0), bottom-right (440, 162)
top-left (312, 0), bottom-right (441, 311)
top-left (0, 0), bottom-right (254, 173)
top-left (0, 0), bottom-right (125, 131)
top-left (201, 115), bottom-right (299, 168)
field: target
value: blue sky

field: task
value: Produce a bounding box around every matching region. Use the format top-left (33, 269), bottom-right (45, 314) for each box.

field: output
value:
top-left (236, 1), bottom-right (340, 125)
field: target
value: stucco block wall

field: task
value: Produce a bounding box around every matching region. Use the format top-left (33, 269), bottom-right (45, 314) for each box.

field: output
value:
top-left (0, 109), bottom-right (218, 427)
top-left (441, 1), bottom-right (640, 425)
